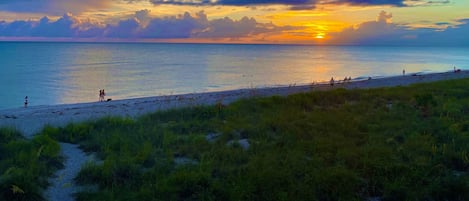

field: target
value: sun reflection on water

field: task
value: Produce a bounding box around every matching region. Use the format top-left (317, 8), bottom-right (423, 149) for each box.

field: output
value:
top-left (60, 46), bottom-right (113, 104)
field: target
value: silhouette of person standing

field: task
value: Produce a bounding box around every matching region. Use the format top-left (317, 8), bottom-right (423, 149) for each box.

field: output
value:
top-left (99, 89), bottom-right (106, 102)
top-left (24, 96), bottom-right (28, 108)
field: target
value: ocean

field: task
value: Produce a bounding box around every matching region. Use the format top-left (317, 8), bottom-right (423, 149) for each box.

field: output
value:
top-left (0, 42), bottom-right (468, 109)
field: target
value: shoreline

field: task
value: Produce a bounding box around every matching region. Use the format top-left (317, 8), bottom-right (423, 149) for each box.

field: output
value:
top-left (1, 70), bottom-right (468, 138)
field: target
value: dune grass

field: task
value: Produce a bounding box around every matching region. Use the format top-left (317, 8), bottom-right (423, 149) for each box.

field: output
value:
top-left (0, 128), bottom-right (63, 201)
top-left (41, 78), bottom-right (469, 201)
top-left (3, 78), bottom-right (469, 201)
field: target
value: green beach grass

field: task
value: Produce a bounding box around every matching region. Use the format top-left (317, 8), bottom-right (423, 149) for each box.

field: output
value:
top-left (0, 128), bottom-right (63, 201)
top-left (2, 78), bottom-right (469, 201)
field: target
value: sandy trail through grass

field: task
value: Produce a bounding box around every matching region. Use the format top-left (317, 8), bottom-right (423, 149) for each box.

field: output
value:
top-left (45, 143), bottom-right (89, 201)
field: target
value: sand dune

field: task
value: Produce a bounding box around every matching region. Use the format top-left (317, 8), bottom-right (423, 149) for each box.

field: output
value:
top-left (1, 70), bottom-right (468, 138)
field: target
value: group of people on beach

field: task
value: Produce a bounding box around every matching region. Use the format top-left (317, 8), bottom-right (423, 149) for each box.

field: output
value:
top-left (99, 89), bottom-right (106, 102)
top-left (330, 76), bottom-right (352, 86)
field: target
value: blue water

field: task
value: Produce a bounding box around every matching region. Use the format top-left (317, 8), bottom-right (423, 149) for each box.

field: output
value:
top-left (0, 42), bottom-right (468, 109)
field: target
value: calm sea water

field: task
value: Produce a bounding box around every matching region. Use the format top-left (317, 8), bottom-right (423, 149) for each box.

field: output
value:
top-left (0, 42), bottom-right (468, 109)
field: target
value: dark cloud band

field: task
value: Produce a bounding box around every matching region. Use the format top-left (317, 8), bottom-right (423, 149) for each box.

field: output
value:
top-left (149, 0), bottom-right (406, 6)
top-left (0, 0), bottom-right (446, 14)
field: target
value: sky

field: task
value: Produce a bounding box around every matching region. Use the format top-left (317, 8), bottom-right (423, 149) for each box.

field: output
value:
top-left (0, 0), bottom-right (468, 45)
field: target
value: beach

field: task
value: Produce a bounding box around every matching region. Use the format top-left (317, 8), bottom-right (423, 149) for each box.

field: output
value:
top-left (1, 70), bottom-right (469, 201)
top-left (1, 70), bottom-right (468, 138)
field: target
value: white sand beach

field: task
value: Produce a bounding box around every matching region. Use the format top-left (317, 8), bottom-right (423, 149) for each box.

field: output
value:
top-left (1, 70), bottom-right (468, 138)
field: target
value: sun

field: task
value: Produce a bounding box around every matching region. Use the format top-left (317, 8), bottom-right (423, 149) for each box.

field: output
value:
top-left (315, 33), bottom-right (325, 39)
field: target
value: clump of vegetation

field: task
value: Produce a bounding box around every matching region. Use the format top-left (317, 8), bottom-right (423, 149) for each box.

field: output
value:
top-left (0, 128), bottom-right (62, 201)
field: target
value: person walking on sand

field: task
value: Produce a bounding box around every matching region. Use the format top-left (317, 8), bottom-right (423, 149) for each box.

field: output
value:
top-left (99, 89), bottom-right (105, 102)
top-left (24, 96), bottom-right (28, 108)
top-left (330, 77), bottom-right (334, 86)
top-left (102, 89), bottom-right (106, 101)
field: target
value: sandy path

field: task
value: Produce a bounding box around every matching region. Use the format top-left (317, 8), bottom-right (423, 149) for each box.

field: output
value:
top-left (45, 143), bottom-right (90, 201)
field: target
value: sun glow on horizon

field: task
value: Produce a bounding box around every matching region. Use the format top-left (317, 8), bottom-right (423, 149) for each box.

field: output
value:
top-left (315, 33), bottom-right (325, 39)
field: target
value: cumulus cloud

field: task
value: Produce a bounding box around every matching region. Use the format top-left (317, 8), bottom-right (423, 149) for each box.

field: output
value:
top-left (0, 13), bottom-right (107, 38)
top-left (197, 15), bottom-right (290, 38)
top-left (140, 12), bottom-right (207, 38)
top-left (105, 18), bottom-right (140, 38)
top-left (134, 9), bottom-right (152, 26)
top-left (32, 14), bottom-right (77, 37)
top-left (0, 20), bottom-right (32, 37)
top-left (0, 11), bottom-right (294, 40)
top-left (377, 10), bottom-right (392, 23)
top-left (329, 11), bottom-right (469, 46)
top-left (0, 0), bottom-right (113, 15)
top-left (329, 11), bottom-right (417, 45)
top-left (1, 10), bottom-right (468, 46)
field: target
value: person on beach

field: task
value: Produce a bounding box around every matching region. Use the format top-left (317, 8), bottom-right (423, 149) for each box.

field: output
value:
top-left (330, 77), bottom-right (334, 86)
top-left (403, 69), bottom-right (405, 76)
top-left (99, 89), bottom-right (106, 102)
top-left (24, 96), bottom-right (28, 108)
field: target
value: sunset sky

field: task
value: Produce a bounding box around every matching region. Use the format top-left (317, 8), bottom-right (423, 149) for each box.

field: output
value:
top-left (0, 0), bottom-right (468, 45)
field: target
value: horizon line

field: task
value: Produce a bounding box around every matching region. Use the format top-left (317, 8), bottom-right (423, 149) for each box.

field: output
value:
top-left (1, 38), bottom-right (468, 47)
